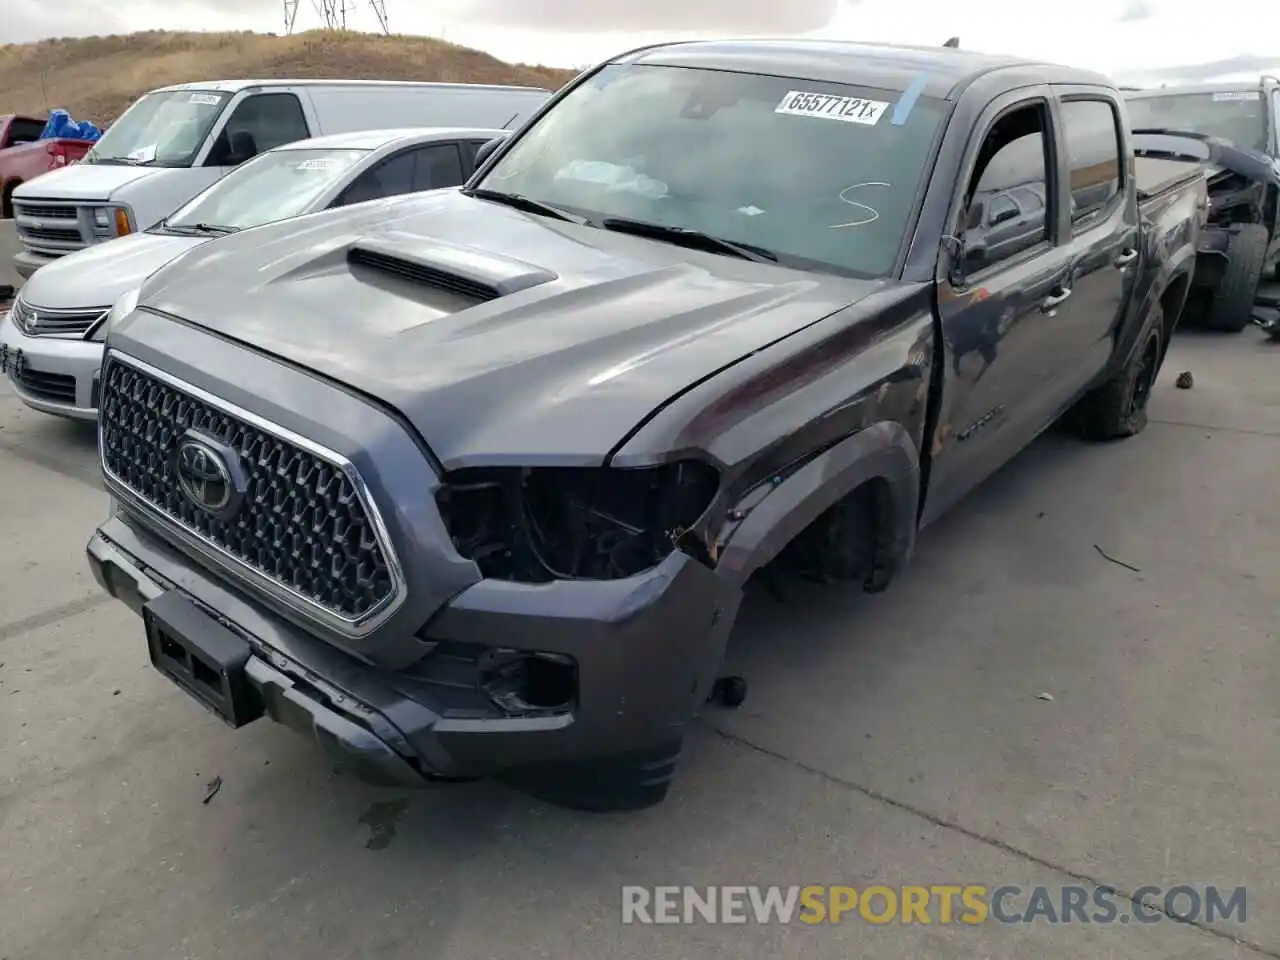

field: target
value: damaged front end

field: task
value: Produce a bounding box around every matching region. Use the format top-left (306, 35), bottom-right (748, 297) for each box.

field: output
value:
top-left (434, 460), bottom-right (722, 583)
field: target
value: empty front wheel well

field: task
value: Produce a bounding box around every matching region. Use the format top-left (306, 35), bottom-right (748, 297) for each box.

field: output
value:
top-left (770, 477), bottom-right (897, 591)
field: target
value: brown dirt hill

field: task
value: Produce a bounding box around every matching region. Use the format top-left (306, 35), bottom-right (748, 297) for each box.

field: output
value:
top-left (0, 30), bottom-right (578, 125)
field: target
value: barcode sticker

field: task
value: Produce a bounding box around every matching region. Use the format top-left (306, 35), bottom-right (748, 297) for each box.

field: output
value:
top-left (190, 93), bottom-right (222, 106)
top-left (1212, 91), bottom-right (1258, 102)
top-left (296, 158), bottom-right (338, 170)
top-left (775, 90), bottom-right (890, 126)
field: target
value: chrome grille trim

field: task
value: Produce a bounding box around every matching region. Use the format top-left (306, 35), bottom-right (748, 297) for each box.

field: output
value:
top-left (10, 299), bottom-right (109, 339)
top-left (97, 349), bottom-right (409, 640)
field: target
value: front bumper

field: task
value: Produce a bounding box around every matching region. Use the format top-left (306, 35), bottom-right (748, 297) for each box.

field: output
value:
top-left (13, 249), bottom-right (59, 280)
top-left (0, 312), bottom-right (103, 420)
top-left (88, 510), bottom-right (739, 790)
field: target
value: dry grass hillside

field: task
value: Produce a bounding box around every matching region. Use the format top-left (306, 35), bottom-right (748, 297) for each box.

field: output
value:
top-left (0, 30), bottom-right (579, 124)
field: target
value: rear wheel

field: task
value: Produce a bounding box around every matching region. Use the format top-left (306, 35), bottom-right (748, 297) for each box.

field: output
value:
top-left (1065, 302), bottom-right (1164, 441)
top-left (1205, 223), bottom-right (1269, 332)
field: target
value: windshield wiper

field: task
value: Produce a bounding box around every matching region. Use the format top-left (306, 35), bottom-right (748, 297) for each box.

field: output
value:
top-left (465, 188), bottom-right (587, 224)
top-left (599, 217), bottom-right (778, 264)
top-left (166, 222), bottom-right (237, 236)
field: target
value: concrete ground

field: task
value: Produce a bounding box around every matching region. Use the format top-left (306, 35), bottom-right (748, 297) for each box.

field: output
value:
top-left (1, 326), bottom-right (1277, 960)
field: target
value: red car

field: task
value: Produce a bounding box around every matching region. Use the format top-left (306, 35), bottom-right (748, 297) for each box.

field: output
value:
top-left (0, 115), bottom-right (96, 218)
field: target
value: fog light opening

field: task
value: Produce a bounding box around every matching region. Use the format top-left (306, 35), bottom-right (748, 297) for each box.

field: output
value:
top-left (478, 649), bottom-right (576, 714)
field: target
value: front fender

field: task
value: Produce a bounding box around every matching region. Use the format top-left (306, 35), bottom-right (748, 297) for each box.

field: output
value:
top-left (714, 420), bottom-right (920, 591)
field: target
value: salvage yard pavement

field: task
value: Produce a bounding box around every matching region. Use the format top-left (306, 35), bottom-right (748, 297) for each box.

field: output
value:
top-left (1, 327), bottom-right (1278, 960)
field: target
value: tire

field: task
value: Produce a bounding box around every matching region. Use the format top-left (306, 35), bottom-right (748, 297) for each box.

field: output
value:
top-left (0, 180), bottom-right (17, 220)
top-left (1205, 223), bottom-right (1269, 332)
top-left (499, 739), bottom-right (683, 812)
top-left (1065, 302), bottom-right (1164, 441)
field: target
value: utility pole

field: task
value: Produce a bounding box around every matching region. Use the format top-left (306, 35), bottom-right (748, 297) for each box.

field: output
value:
top-left (284, 0), bottom-right (389, 34)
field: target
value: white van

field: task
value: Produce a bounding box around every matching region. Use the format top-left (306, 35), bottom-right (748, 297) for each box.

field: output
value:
top-left (9, 79), bottom-right (550, 278)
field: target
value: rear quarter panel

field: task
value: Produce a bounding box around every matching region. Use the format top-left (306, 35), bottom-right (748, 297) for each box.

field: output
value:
top-left (1119, 170), bottom-right (1206, 365)
top-left (0, 141), bottom-right (61, 184)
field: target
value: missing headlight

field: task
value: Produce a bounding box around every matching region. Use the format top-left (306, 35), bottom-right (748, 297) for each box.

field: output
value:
top-left (436, 461), bottom-right (720, 582)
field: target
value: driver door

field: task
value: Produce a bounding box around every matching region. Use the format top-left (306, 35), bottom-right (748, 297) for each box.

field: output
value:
top-left (923, 88), bottom-right (1074, 525)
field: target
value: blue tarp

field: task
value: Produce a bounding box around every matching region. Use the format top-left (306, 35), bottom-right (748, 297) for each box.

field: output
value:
top-left (38, 109), bottom-right (102, 142)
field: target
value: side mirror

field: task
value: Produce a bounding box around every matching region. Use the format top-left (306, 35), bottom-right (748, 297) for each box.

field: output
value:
top-left (473, 136), bottom-right (505, 170)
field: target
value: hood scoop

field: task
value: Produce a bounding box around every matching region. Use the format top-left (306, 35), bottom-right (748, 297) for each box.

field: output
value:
top-left (348, 236), bottom-right (558, 303)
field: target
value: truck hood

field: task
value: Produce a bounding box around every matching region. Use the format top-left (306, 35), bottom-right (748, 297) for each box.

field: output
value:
top-left (136, 189), bottom-right (886, 469)
top-left (12, 161), bottom-right (159, 201)
top-left (19, 230), bottom-right (204, 311)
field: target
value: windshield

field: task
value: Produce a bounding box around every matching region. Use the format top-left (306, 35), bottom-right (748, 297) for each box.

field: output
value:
top-left (475, 64), bottom-right (946, 278)
top-left (166, 147), bottom-right (370, 231)
top-left (1126, 91), bottom-right (1268, 153)
top-left (87, 90), bottom-right (229, 167)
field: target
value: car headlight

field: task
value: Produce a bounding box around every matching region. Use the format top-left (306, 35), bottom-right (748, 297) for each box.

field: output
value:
top-left (91, 286), bottom-right (142, 342)
top-left (89, 206), bottom-right (133, 238)
top-left (435, 461), bottom-right (721, 583)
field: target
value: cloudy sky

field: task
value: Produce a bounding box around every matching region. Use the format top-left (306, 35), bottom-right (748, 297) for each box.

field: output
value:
top-left (8, 0), bottom-right (1280, 81)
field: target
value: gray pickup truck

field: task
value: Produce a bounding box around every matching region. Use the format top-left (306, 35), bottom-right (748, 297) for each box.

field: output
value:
top-left (87, 40), bottom-right (1206, 811)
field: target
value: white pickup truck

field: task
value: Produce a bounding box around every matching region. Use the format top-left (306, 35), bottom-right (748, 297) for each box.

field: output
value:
top-left (10, 78), bottom-right (549, 279)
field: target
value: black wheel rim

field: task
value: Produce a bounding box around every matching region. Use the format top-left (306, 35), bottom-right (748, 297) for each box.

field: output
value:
top-left (1128, 330), bottom-right (1161, 417)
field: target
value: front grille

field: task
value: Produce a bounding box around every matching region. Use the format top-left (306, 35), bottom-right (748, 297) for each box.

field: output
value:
top-left (99, 356), bottom-right (400, 626)
top-left (14, 366), bottom-right (77, 404)
top-left (22, 226), bottom-right (83, 244)
top-left (13, 199), bottom-right (88, 255)
top-left (10, 299), bottom-right (107, 338)
top-left (13, 202), bottom-right (77, 220)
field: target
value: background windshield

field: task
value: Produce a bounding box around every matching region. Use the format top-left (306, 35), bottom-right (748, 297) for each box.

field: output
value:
top-left (167, 147), bottom-right (369, 230)
top-left (88, 90), bottom-right (229, 167)
top-left (478, 64), bottom-right (945, 278)
top-left (1126, 91), bottom-right (1268, 153)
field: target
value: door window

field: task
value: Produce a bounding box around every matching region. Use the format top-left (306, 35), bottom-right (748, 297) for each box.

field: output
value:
top-left (411, 143), bottom-right (465, 190)
top-left (207, 93), bottom-right (310, 165)
top-left (961, 103), bottom-right (1052, 273)
top-left (459, 139), bottom-right (485, 174)
top-left (1060, 99), bottom-right (1123, 227)
top-left (339, 151), bottom-right (416, 206)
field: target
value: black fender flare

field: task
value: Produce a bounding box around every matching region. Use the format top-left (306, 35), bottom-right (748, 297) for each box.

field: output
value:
top-left (714, 420), bottom-right (920, 591)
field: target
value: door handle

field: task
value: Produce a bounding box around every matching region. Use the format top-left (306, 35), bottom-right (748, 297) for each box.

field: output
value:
top-left (1041, 287), bottom-right (1072, 313)
top-left (1114, 248), bottom-right (1138, 268)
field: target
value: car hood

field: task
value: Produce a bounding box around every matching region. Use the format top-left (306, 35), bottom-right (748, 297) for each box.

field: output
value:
top-left (12, 161), bottom-right (159, 201)
top-left (20, 230), bottom-right (205, 311)
top-left (136, 189), bottom-right (888, 470)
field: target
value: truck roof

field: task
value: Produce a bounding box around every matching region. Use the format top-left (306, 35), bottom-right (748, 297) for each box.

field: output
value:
top-left (617, 38), bottom-right (1116, 100)
top-left (149, 78), bottom-right (550, 95)
top-left (1126, 78), bottom-right (1277, 99)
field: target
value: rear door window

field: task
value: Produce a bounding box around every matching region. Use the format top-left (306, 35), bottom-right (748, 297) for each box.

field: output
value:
top-left (338, 150), bottom-right (416, 206)
top-left (1060, 99), bottom-right (1124, 227)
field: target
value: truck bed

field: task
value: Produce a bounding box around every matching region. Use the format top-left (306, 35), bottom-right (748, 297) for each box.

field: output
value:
top-left (1134, 155), bottom-right (1204, 203)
